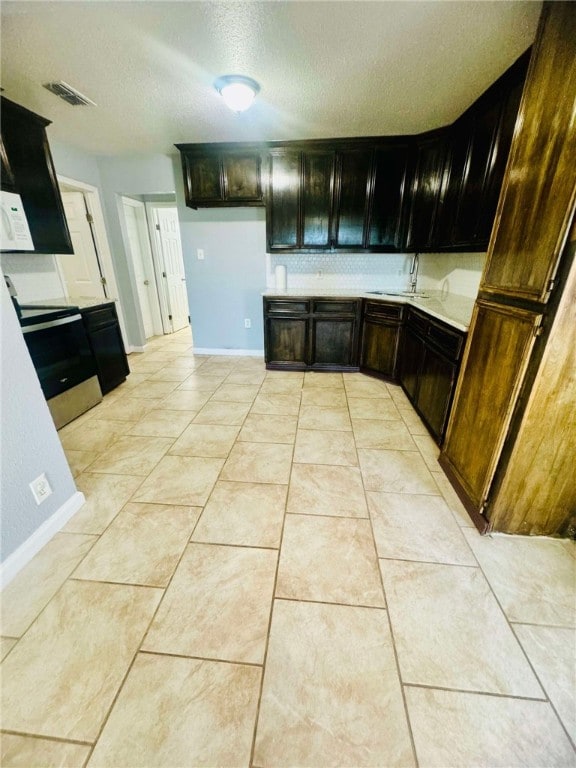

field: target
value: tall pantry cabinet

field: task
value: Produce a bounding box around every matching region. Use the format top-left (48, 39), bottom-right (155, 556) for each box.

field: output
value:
top-left (439, 2), bottom-right (576, 537)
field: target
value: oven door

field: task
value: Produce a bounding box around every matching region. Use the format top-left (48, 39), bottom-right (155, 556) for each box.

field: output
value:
top-left (22, 314), bottom-right (97, 399)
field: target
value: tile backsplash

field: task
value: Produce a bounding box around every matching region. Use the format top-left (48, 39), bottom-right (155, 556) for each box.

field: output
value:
top-left (267, 252), bottom-right (411, 291)
top-left (267, 251), bottom-right (486, 299)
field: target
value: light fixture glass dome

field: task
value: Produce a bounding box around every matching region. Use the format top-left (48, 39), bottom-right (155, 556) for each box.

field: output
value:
top-left (214, 75), bottom-right (260, 113)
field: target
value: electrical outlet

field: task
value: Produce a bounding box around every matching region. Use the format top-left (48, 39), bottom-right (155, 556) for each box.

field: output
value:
top-left (30, 473), bottom-right (53, 505)
top-left (244, 318), bottom-right (252, 328)
top-left (197, 248), bottom-right (205, 260)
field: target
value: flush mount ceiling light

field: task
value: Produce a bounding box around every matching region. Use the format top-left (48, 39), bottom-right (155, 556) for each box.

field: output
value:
top-left (214, 75), bottom-right (260, 113)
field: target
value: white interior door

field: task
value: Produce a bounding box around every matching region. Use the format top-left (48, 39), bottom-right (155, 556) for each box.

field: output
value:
top-left (122, 199), bottom-right (162, 339)
top-left (57, 192), bottom-right (105, 298)
top-left (154, 206), bottom-right (189, 333)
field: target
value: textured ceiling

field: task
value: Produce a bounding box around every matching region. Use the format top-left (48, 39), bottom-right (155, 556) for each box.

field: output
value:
top-left (0, 1), bottom-right (541, 156)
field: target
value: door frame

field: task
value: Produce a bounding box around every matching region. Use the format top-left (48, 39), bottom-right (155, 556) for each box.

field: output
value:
top-left (145, 201), bottom-right (189, 334)
top-left (56, 174), bottom-right (130, 349)
top-left (121, 196), bottom-right (164, 338)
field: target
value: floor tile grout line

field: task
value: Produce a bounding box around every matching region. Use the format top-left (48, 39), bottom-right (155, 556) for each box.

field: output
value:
top-left (346, 382), bottom-right (421, 768)
top-left (376, 555), bottom-right (480, 569)
top-left (248, 371), bottom-right (301, 768)
top-left (138, 648), bottom-right (264, 668)
top-left (509, 619), bottom-right (576, 630)
top-left (0, 729), bottom-right (93, 747)
top-left (402, 681), bottom-right (549, 702)
top-left (274, 595), bottom-right (389, 611)
top-left (287, 510), bottom-right (369, 521)
top-left (188, 540), bottom-right (280, 552)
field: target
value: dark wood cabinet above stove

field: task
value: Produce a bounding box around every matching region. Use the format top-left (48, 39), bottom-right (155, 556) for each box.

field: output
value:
top-left (1, 97), bottom-right (73, 255)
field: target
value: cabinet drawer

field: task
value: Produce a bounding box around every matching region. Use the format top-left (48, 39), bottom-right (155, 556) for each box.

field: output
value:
top-left (81, 304), bottom-right (117, 329)
top-left (312, 299), bottom-right (358, 314)
top-left (405, 308), bottom-right (429, 336)
top-left (364, 301), bottom-right (404, 322)
top-left (265, 299), bottom-right (310, 314)
top-left (427, 321), bottom-right (465, 361)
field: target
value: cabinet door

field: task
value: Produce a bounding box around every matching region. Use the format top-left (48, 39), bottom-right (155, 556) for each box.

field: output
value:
top-left (368, 143), bottom-right (411, 250)
top-left (450, 97), bottom-right (502, 248)
top-left (434, 121), bottom-right (471, 248)
top-left (267, 150), bottom-right (301, 250)
top-left (361, 320), bottom-right (400, 378)
top-left (416, 347), bottom-right (457, 443)
top-left (1, 98), bottom-right (73, 254)
top-left (332, 148), bottom-right (373, 248)
top-left (265, 316), bottom-right (309, 367)
top-left (482, 4), bottom-right (576, 301)
top-left (475, 57), bottom-right (526, 245)
top-left (223, 152), bottom-right (262, 202)
top-left (442, 301), bottom-right (541, 511)
top-left (406, 134), bottom-right (447, 251)
top-left (185, 153), bottom-right (224, 204)
top-left (302, 150), bottom-right (334, 248)
top-left (88, 323), bottom-right (130, 394)
top-left (398, 325), bottom-right (424, 402)
top-left (311, 317), bottom-right (358, 368)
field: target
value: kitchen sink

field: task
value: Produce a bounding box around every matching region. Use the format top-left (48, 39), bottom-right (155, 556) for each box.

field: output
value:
top-left (367, 291), bottom-right (430, 299)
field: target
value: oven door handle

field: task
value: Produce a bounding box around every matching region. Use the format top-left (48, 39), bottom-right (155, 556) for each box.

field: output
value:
top-left (22, 314), bottom-right (83, 333)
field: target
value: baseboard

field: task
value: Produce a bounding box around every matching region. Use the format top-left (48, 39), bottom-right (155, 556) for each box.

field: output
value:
top-left (193, 348), bottom-right (265, 357)
top-left (126, 345), bottom-right (146, 354)
top-left (0, 491), bottom-right (86, 590)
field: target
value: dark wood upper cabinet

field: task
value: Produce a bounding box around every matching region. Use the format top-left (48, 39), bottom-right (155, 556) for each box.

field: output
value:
top-left (267, 149), bottom-right (301, 249)
top-left (1, 97), bottom-right (73, 254)
top-left (177, 51), bottom-right (528, 254)
top-left (267, 144), bottom-right (374, 252)
top-left (176, 144), bottom-right (264, 208)
top-left (405, 132), bottom-right (447, 251)
top-left (302, 149), bottom-right (335, 249)
top-left (332, 147), bottom-right (373, 249)
top-left (435, 51), bottom-right (529, 251)
top-left (368, 143), bottom-right (412, 250)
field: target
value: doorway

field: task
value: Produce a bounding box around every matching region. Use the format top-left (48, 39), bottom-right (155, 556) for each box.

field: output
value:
top-left (147, 203), bottom-right (190, 334)
top-left (121, 197), bottom-right (163, 339)
top-left (120, 198), bottom-right (190, 339)
top-left (56, 175), bottom-right (129, 348)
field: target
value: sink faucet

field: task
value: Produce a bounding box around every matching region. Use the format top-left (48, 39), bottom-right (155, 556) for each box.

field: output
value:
top-left (409, 253), bottom-right (419, 294)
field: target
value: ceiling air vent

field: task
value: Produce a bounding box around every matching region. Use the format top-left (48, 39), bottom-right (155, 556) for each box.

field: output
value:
top-left (43, 81), bottom-right (96, 107)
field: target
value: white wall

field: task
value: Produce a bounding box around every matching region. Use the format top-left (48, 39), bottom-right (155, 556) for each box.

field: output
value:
top-left (0, 280), bottom-right (77, 562)
top-left (0, 253), bottom-right (65, 303)
top-left (96, 154), bottom-right (178, 348)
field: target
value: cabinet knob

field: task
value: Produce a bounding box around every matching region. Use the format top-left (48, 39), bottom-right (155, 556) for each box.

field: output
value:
top-left (143, 279), bottom-right (150, 286)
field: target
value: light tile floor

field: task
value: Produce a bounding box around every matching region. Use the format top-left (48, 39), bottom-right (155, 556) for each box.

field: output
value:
top-left (1, 327), bottom-right (575, 767)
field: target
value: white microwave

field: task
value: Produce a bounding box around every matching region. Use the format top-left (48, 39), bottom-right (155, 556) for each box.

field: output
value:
top-left (0, 190), bottom-right (34, 251)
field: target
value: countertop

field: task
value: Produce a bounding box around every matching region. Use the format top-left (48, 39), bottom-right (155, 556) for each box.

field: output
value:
top-left (262, 288), bottom-right (475, 332)
top-left (19, 296), bottom-right (117, 310)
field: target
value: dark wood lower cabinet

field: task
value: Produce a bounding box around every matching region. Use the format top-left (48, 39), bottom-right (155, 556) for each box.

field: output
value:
top-left (417, 347), bottom-right (458, 440)
top-left (398, 307), bottom-right (466, 444)
top-left (265, 315), bottom-right (309, 369)
top-left (264, 296), bottom-right (465, 443)
top-left (360, 301), bottom-right (404, 379)
top-left (397, 325), bottom-right (423, 401)
top-left (263, 297), bottom-right (360, 370)
top-left (81, 303), bottom-right (130, 394)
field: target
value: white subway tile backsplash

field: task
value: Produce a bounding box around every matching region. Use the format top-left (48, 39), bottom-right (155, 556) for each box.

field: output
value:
top-left (267, 251), bottom-right (486, 299)
top-left (268, 252), bottom-right (412, 291)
